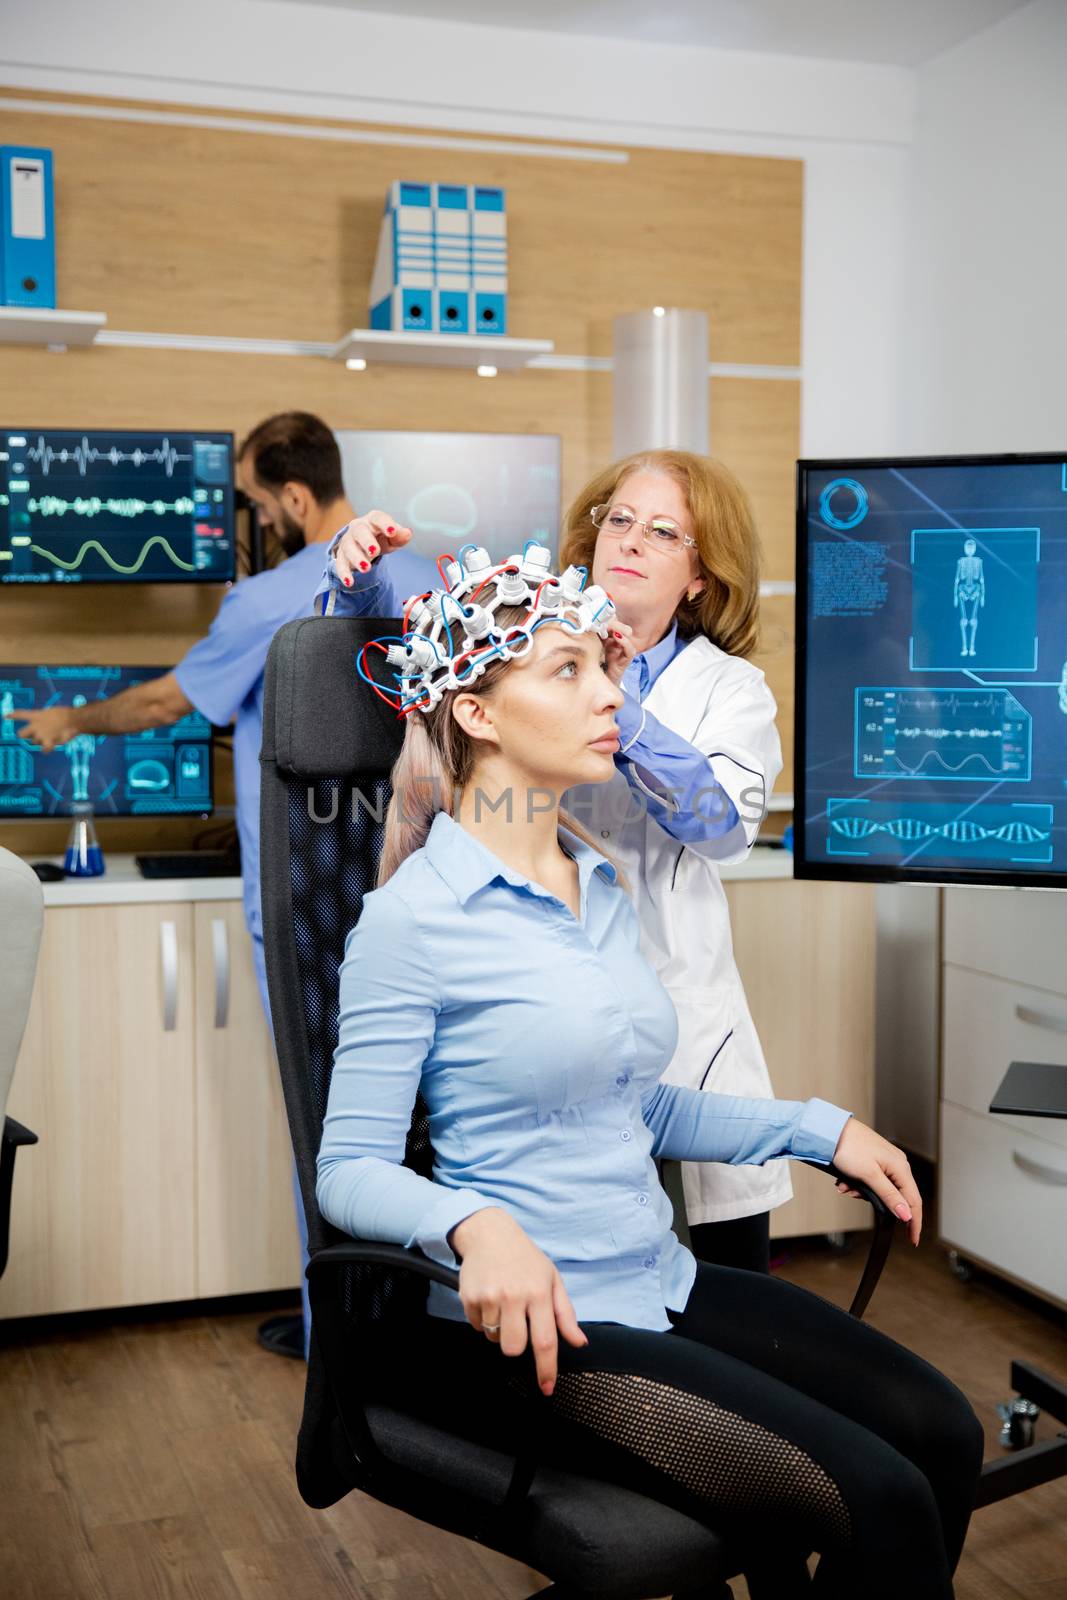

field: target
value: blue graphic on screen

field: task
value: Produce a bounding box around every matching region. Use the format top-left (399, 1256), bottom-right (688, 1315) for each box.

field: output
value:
top-left (800, 459), bottom-right (1067, 879)
top-left (334, 430), bottom-right (561, 564)
top-left (0, 666), bottom-right (212, 817)
top-left (0, 429), bottom-right (234, 583)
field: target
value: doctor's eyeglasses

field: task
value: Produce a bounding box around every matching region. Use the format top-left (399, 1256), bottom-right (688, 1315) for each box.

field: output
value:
top-left (591, 504), bottom-right (698, 555)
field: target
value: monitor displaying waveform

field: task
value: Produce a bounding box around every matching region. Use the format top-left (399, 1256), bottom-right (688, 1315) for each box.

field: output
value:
top-left (0, 665), bottom-right (214, 818)
top-left (825, 799), bottom-right (1053, 866)
top-left (854, 686), bottom-right (1031, 780)
top-left (0, 428), bottom-right (234, 584)
top-left (797, 452), bottom-right (1067, 887)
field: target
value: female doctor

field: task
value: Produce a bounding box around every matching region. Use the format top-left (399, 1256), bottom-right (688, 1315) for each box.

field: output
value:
top-left (557, 449), bottom-right (786, 1273)
top-left (321, 448), bottom-right (795, 1273)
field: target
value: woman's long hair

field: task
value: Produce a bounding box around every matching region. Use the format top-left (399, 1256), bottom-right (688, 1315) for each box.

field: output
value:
top-left (377, 601), bottom-right (629, 890)
top-left (560, 449), bottom-right (764, 660)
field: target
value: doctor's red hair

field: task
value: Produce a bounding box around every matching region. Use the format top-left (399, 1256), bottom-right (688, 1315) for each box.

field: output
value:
top-left (560, 450), bottom-right (764, 661)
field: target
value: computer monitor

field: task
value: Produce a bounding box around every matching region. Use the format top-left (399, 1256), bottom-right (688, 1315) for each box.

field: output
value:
top-left (0, 665), bottom-right (213, 818)
top-left (0, 428), bottom-right (235, 583)
top-left (795, 452), bottom-right (1067, 888)
top-left (333, 429), bottom-right (562, 564)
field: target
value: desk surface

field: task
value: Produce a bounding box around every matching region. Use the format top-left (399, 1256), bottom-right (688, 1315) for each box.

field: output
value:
top-left (26, 844), bottom-right (796, 908)
top-left (990, 1061), bottom-right (1067, 1121)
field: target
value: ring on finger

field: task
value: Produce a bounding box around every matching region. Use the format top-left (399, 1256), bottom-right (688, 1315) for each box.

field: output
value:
top-left (482, 1322), bottom-right (501, 1335)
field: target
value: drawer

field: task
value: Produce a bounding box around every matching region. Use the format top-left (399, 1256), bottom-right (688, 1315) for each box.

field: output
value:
top-left (943, 887), bottom-right (1067, 994)
top-left (939, 1101), bottom-right (1067, 1308)
top-left (942, 966), bottom-right (1067, 1150)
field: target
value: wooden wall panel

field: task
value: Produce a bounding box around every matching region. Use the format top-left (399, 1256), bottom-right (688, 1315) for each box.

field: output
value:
top-left (751, 593), bottom-right (796, 799)
top-left (0, 91), bottom-right (801, 858)
top-left (0, 92), bottom-right (801, 365)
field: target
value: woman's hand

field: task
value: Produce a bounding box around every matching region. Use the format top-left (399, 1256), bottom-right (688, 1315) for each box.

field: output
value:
top-left (604, 619), bottom-right (638, 687)
top-left (831, 1119), bottom-right (923, 1246)
top-left (449, 1207), bottom-right (588, 1395)
top-left (330, 511), bottom-right (413, 586)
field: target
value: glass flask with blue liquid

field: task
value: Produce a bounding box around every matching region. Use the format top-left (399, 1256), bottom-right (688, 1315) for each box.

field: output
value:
top-left (64, 801), bottom-right (106, 878)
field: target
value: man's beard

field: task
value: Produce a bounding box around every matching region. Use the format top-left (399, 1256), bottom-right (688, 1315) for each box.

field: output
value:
top-left (274, 511), bottom-right (306, 557)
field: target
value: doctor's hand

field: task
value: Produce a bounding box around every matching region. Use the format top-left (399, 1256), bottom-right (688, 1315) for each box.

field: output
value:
top-left (11, 705), bottom-right (78, 752)
top-left (603, 619), bottom-right (638, 687)
top-left (449, 1207), bottom-right (588, 1395)
top-left (831, 1119), bottom-right (923, 1246)
top-left (330, 511), bottom-right (413, 586)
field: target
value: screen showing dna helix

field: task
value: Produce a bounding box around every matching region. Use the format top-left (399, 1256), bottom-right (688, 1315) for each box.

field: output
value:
top-left (0, 428), bottom-right (234, 583)
top-left (0, 666), bottom-right (213, 818)
top-left (795, 453), bottom-right (1067, 887)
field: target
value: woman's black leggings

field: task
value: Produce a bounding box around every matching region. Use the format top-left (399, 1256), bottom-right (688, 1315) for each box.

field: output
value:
top-left (399, 1263), bottom-right (985, 1598)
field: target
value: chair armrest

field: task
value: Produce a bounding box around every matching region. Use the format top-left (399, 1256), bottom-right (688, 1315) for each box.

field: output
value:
top-left (306, 1239), bottom-right (459, 1293)
top-left (797, 1158), bottom-right (890, 1217)
top-left (3, 1117), bottom-right (38, 1148)
top-left (306, 1236), bottom-right (538, 1521)
top-left (0, 1115), bottom-right (38, 1281)
top-left (797, 1158), bottom-right (895, 1320)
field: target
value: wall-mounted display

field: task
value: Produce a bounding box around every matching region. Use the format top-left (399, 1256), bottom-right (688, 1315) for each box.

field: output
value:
top-left (0, 664), bottom-right (214, 818)
top-left (0, 428), bottom-right (235, 583)
top-left (795, 452), bottom-right (1067, 888)
top-left (334, 428), bottom-right (560, 565)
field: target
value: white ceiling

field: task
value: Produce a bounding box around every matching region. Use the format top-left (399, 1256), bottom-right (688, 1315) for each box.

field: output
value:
top-left (268, 0), bottom-right (1032, 68)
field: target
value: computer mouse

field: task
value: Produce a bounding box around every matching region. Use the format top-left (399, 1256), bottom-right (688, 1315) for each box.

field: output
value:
top-left (30, 861), bottom-right (67, 882)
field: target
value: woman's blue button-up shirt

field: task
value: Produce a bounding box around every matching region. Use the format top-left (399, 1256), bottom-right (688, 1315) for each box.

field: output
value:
top-left (316, 811), bottom-right (850, 1330)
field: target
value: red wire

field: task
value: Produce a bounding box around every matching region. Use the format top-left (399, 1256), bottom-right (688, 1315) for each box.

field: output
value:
top-left (436, 552), bottom-right (458, 590)
top-left (403, 589), bottom-right (433, 632)
top-left (359, 640), bottom-right (404, 713)
top-left (468, 561), bottom-right (519, 605)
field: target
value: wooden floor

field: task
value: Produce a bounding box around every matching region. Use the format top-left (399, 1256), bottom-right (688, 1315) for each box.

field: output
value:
top-left (2, 1233), bottom-right (1066, 1600)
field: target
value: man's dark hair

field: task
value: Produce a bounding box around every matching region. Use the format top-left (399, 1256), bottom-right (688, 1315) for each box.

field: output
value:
top-left (238, 411), bottom-right (344, 505)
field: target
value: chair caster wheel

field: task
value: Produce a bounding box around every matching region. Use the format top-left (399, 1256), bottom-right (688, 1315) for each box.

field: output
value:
top-left (997, 1398), bottom-right (1040, 1451)
top-left (948, 1250), bottom-right (974, 1282)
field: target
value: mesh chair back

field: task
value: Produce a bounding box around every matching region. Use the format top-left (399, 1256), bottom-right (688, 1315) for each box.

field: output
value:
top-left (260, 614), bottom-right (433, 1502)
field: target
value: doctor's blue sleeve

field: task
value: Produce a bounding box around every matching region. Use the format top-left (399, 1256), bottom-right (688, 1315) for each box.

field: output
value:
top-left (614, 690), bottom-right (740, 843)
top-left (316, 887), bottom-right (499, 1266)
top-left (313, 527), bottom-right (408, 619)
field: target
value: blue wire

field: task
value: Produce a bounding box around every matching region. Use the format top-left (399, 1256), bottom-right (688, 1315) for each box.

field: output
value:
top-left (457, 543), bottom-right (479, 568)
top-left (354, 635), bottom-right (413, 698)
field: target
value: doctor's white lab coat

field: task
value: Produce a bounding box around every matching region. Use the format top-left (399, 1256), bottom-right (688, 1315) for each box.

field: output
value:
top-left (565, 633), bottom-right (788, 1225)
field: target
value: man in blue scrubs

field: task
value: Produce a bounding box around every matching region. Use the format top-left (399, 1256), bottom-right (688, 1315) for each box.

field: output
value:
top-left (16, 410), bottom-right (434, 1356)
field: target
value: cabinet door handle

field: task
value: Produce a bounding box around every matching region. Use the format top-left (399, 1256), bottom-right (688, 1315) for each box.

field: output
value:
top-left (1012, 1149), bottom-right (1067, 1186)
top-left (160, 919), bottom-right (178, 1032)
top-left (1015, 1002), bottom-right (1067, 1036)
top-left (212, 917), bottom-right (230, 1030)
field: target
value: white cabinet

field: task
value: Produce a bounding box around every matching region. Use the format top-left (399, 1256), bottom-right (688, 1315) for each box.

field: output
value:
top-left (194, 902), bottom-right (300, 1297)
top-left (0, 897), bottom-right (299, 1320)
top-left (940, 887), bottom-right (1067, 1311)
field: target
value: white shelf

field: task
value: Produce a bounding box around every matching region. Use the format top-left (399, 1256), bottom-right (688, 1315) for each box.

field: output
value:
top-left (330, 327), bottom-right (553, 371)
top-left (0, 306), bottom-right (107, 348)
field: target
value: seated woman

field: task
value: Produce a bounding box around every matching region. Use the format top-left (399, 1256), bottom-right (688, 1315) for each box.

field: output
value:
top-left (317, 545), bottom-right (983, 1598)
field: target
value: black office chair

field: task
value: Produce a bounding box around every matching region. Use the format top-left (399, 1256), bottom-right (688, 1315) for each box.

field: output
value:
top-left (259, 614), bottom-right (896, 1600)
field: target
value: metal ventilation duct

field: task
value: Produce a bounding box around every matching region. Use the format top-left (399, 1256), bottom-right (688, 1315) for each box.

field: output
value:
top-left (611, 307), bottom-right (709, 458)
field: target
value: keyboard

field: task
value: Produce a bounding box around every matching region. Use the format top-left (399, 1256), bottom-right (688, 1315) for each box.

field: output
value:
top-left (136, 852), bottom-right (238, 879)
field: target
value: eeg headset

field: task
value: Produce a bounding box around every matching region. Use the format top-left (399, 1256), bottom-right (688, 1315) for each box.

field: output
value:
top-left (354, 541), bottom-right (617, 717)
